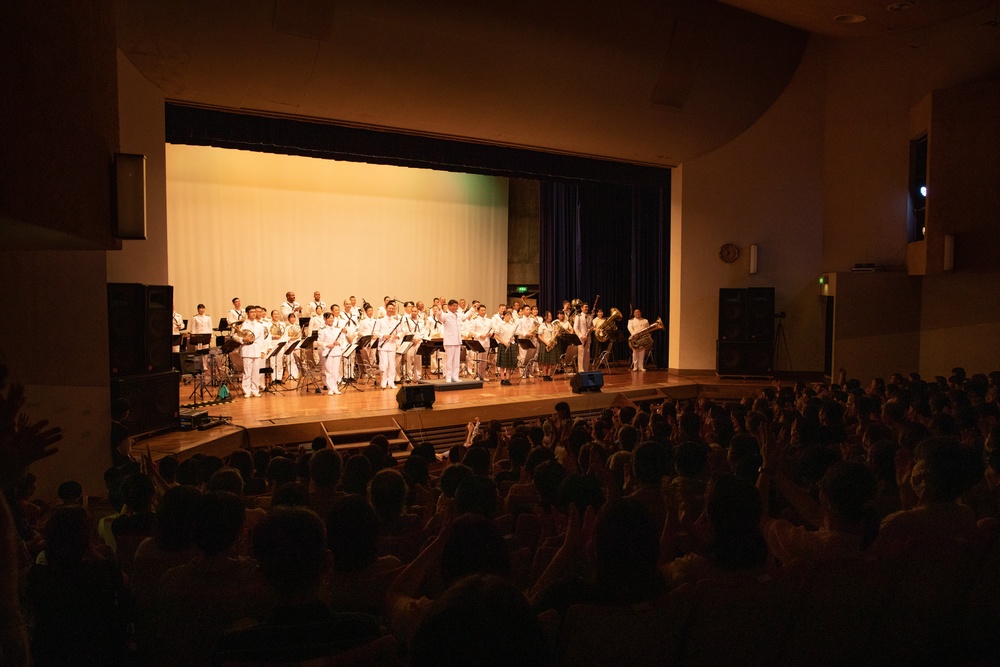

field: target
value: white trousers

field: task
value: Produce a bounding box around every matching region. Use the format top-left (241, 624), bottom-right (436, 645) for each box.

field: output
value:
top-left (323, 352), bottom-right (343, 392)
top-left (241, 356), bottom-right (262, 395)
top-left (379, 348), bottom-right (397, 387)
top-left (577, 339), bottom-right (590, 372)
top-left (632, 345), bottom-right (650, 371)
top-left (444, 345), bottom-right (462, 381)
top-left (399, 348), bottom-right (419, 380)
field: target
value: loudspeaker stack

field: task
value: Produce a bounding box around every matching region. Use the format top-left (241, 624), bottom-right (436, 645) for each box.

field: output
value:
top-left (716, 287), bottom-right (774, 377)
top-left (108, 283), bottom-right (180, 435)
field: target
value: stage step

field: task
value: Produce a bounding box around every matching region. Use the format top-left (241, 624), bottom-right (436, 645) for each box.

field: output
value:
top-left (319, 419), bottom-right (412, 458)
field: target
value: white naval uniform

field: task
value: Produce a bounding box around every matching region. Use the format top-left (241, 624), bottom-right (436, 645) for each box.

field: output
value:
top-left (574, 312), bottom-right (594, 372)
top-left (375, 315), bottom-right (401, 388)
top-left (266, 320), bottom-right (287, 381)
top-left (318, 324), bottom-right (348, 394)
top-left (434, 308), bottom-right (473, 382)
top-left (234, 319), bottom-right (268, 396)
top-left (356, 316), bottom-right (377, 372)
top-left (280, 300), bottom-right (301, 320)
top-left (399, 315), bottom-right (425, 381)
top-left (308, 300), bottom-right (327, 317)
top-left (172, 312), bottom-right (185, 353)
top-left (627, 317), bottom-right (651, 371)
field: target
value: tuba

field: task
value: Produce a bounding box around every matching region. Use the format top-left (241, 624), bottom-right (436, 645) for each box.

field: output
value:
top-left (593, 307), bottom-right (622, 343)
top-left (628, 317), bottom-right (663, 350)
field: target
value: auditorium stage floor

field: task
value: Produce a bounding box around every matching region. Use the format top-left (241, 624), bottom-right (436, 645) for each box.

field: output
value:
top-left (144, 368), bottom-right (773, 460)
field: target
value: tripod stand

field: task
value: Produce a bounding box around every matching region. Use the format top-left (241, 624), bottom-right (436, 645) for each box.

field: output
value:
top-left (340, 346), bottom-right (364, 393)
top-left (773, 313), bottom-right (791, 375)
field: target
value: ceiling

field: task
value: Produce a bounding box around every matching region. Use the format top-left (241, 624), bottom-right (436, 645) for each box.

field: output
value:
top-left (116, 0), bottom-right (994, 167)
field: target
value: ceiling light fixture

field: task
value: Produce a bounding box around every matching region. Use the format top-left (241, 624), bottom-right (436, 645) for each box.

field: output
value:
top-left (887, 1), bottom-right (915, 11)
top-left (833, 14), bottom-right (868, 23)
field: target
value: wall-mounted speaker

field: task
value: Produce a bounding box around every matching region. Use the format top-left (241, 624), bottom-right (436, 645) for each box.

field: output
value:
top-left (716, 340), bottom-right (773, 377)
top-left (397, 385), bottom-right (435, 410)
top-left (115, 153), bottom-right (147, 240)
top-left (570, 371), bottom-right (604, 393)
top-left (111, 370), bottom-right (180, 436)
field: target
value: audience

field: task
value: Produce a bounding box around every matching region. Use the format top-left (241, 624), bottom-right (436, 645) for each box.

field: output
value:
top-left (4, 362), bottom-right (1000, 665)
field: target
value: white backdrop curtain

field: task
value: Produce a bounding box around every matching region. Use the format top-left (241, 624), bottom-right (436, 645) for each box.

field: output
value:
top-left (166, 144), bottom-right (508, 324)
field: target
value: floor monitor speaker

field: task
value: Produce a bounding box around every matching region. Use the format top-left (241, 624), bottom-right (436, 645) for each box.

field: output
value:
top-left (571, 371), bottom-right (604, 393)
top-left (111, 371), bottom-right (180, 436)
top-left (397, 385), bottom-right (436, 410)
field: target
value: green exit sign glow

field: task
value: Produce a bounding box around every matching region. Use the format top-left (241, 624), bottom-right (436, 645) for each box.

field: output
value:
top-left (516, 286), bottom-right (528, 294)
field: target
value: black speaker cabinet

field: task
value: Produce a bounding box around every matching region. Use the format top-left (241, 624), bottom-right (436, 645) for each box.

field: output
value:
top-left (746, 287), bottom-right (775, 342)
top-left (111, 370), bottom-right (180, 436)
top-left (571, 371), bottom-right (604, 393)
top-left (718, 288), bottom-right (747, 341)
top-left (397, 384), bottom-right (436, 410)
top-left (144, 285), bottom-right (174, 373)
top-left (108, 283), bottom-right (146, 376)
top-left (716, 340), bottom-right (773, 377)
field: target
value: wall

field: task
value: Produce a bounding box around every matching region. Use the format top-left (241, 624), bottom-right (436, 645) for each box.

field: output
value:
top-left (820, 9), bottom-right (1000, 378)
top-left (827, 272), bottom-right (922, 381)
top-left (107, 51), bottom-right (169, 285)
top-left (669, 38), bottom-right (826, 373)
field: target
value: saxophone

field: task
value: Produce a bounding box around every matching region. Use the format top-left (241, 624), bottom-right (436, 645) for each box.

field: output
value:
top-left (628, 317), bottom-right (663, 350)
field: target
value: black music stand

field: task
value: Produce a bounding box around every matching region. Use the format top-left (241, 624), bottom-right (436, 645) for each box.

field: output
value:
top-left (279, 340), bottom-right (301, 389)
top-left (396, 334), bottom-right (416, 383)
top-left (259, 342), bottom-right (286, 397)
top-left (296, 334), bottom-right (323, 394)
top-left (187, 333), bottom-right (212, 350)
top-left (463, 339), bottom-right (488, 380)
top-left (341, 342), bottom-right (364, 393)
top-left (180, 351), bottom-right (214, 402)
top-left (299, 316), bottom-right (311, 328)
top-left (418, 340), bottom-right (444, 377)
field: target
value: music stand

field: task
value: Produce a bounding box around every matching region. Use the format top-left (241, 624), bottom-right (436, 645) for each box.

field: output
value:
top-left (396, 334), bottom-right (416, 383)
top-left (463, 339), bottom-right (487, 380)
top-left (298, 316), bottom-right (311, 328)
top-left (259, 342), bottom-right (286, 397)
top-left (296, 334), bottom-right (323, 394)
top-left (341, 342), bottom-right (364, 393)
top-left (418, 340), bottom-right (444, 377)
top-left (188, 333), bottom-right (212, 351)
top-left (180, 351), bottom-right (214, 402)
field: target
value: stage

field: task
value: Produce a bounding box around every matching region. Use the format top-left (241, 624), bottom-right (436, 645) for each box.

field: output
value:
top-left (142, 368), bottom-right (774, 462)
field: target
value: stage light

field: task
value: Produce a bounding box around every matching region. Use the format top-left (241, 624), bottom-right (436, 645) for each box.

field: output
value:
top-left (920, 186), bottom-right (927, 197)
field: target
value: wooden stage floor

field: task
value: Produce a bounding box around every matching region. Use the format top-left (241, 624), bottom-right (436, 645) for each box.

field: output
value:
top-left (144, 368), bottom-right (773, 461)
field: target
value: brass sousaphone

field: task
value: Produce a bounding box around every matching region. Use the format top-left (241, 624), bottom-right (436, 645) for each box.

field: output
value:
top-left (593, 307), bottom-right (622, 343)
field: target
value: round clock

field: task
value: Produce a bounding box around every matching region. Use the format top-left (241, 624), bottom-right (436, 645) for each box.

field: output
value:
top-left (719, 243), bottom-right (740, 263)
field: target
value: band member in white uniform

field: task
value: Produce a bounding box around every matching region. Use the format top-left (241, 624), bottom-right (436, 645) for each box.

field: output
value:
top-left (171, 306), bottom-right (185, 354)
top-left (628, 309), bottom-right (651, 372)
top-left (356, 304), bottom-right (376, 376)
top-left (348, 296), bottom-right (361, 321)
top-left (318, 311), bottom-right (353, 395)
top-left (189, 304), bottom-right (213, 352)
top-left (399, 302), bottom-right (425, 381)
top-left (573, 302), bottom-right (594, 372)
top-left (267, 310), bottom-right (288, 383)
top-left (226, 298), bottom-right (244, 330)
top-left (376, 296), bottom-right (391, 318)
top-left (308, 292), bottom-right (327, 318)
top-left (233, 306), bottom-right (268, 397)
top-left (375, 302), bottom-right (402, 389)
top-left (514, 305), bottom-right (537, 378)
top-left (491, 303), bottom-right (507, 329)
top-left (280, 292), bottom-right (302, 321)
top-left (307, 309), bottom-right (325, 338)
top-left (285, 312), bottom-right (301, 380)
top-left (468, 304), bottom-right (493, 381)
top-left (394, 302), bottom-right (415, 382)
top-left (434, 299), bottom-right (473, 383)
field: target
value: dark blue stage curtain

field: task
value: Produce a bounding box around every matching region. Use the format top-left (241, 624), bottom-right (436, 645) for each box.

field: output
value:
top-left (540, 180), bottom-right (670, 368)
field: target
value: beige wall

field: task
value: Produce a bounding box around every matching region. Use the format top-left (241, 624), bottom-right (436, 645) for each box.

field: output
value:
top-left (107, 51), bottom-right (169, 285)
top-left (672, 8), bottom-right (1000, 379)
top-left (669, 39), bottom-right (826, 373)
